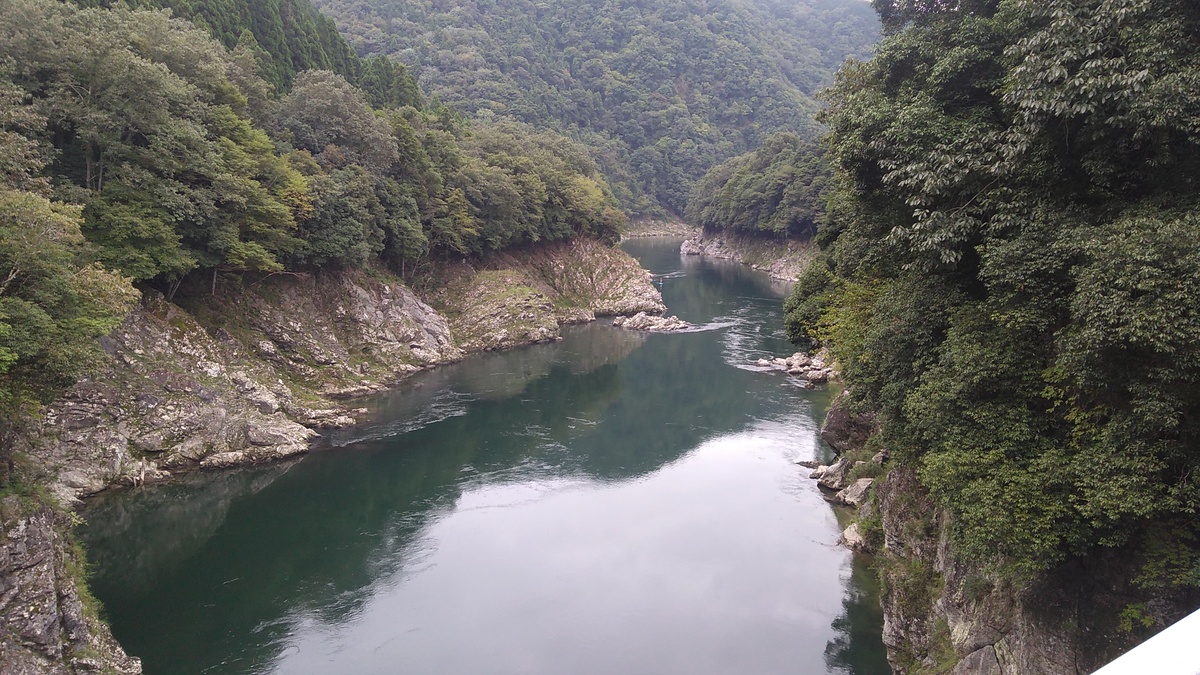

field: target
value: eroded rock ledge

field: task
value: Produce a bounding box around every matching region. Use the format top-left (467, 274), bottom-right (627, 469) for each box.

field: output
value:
top-left (681, 231), bottom-right (815, 282)
top-left (18, 239), bottom-right (664, 506)
top-left (612, 312), bottom-right (692, 332)
top-left (0, 497), bottom-right (141, 674)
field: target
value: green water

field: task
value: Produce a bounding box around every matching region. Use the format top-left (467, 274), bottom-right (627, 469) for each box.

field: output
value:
top-left (80, 238), bottom-right (889, 675)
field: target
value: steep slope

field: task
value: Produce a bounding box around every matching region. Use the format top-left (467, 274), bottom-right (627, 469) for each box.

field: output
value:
top-left (74, 0), bottom-right (418, 104)
top-left (311, 0), bottom-right (879, 214)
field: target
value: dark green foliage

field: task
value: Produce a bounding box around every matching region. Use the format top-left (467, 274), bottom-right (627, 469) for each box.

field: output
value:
top-left (312, 0), bottom-right (880, 215)
top-left (278, 70), bottom-right (399, 171)
top-left (796, 0), bottom-right (1200, 582)
top-left (67, 0), bottom-right (417, 105)
top-left (686, 133), bottom-right (830, 238)
top-left (1, 0), bottom-right (624, 287)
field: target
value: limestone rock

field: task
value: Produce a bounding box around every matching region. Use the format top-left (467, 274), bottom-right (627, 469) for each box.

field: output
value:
top-left (0, 497), bottom-right (141, 674)
top-left (834, 478), bottom-right (875, 508)
top-left (820, 390), bottom-right (876, 454)
top-left (818, 456), bottom-right (854, 491)
top-left (612, 312), bottom-right (692, 332)
top-left (839, 523), bottom-right (868, 552)
top-left (951, 646), bottom-right (1002, 675)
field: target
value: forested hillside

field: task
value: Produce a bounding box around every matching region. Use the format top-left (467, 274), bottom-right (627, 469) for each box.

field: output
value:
top-left (684, 132), bottom-right (829, 238)
top-left (0, 0), bottom-right (625, 471)
top-left (786, 0), bottom-right (1200, 634)
top-left (311, 0), bottom-right (879, 215)
top-left (71, 0), bottom-right (418, 106)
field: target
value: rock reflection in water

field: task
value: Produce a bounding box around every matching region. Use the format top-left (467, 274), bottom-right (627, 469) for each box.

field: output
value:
top-left (78, 237), bottom-right (887, 675)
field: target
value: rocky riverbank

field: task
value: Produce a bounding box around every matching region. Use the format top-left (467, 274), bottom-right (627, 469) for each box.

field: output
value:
top-left (4, 238), bottom-right (666, 674)
top-left (16, 239), bottom-right (665, 508)
top-left (680, 231), bottom-right (815, 282)
top-left (0, 496), bottom-right (141, 674)
top-left (813, 393), bottom-right (1198, 674)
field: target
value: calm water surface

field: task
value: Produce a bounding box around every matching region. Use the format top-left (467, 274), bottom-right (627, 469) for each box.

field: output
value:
top-left (80, 238), bottom-right (888, 675)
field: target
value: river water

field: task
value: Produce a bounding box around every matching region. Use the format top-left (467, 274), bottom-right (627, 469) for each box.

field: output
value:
top-left (79, 238), bottom-right (888, 675)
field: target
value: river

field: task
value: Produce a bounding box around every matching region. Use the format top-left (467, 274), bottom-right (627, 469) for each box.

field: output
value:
top-left (79, 238), bottom-right (888, 675)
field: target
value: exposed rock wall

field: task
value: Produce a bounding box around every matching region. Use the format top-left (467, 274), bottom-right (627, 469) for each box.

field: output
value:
top-left (0, 497), bottom-right (140, 674)
top-left (422, 239), bottom-right (666, 350)
top-left (680, 231), bottom-right (815, 281)
top-left (18, 239), bottom-right (662, 506)
top-left (839, 422), bottom-right (1200, 674)
top-left (621, 218), bottom-right (700, 238)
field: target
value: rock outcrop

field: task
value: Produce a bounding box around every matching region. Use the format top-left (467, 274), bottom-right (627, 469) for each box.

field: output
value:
top-left (18, 239), bottom-right (664, 505)
top-left (755, 351), bottom-right (835, 386)
top-left (819, 390), bottom-right (876, 453)
top-left (424, 239), bottom-right (666, 350)
top-left (612, 312), bottom-right (692, 332)
top-left (870, 463), bottom-right (1199, 674)
top-left (813, 455), bottom-right (854, 491)
top-left (833, 477), bottom-right (874, 508)
top-left (681, 231), bottom-right (815, 282)
top-left (0, 497), bottom-right (141, 674)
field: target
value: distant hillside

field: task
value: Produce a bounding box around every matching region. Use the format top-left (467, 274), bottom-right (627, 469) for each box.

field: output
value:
top-left (72, 0), bottom-right (419, 106)
top-left (312, 0), bottom-right (880, 215)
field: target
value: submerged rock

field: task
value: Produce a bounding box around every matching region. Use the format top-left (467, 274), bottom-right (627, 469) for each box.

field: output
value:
top-left (612, 312), bottom-right (692, 332)
top-left (755, 351), bottom-right (835, 385)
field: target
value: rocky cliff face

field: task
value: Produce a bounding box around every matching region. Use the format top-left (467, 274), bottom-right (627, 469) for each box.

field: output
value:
top-left (17, 239), bottom-right (662, 506)
top-left (422, 239), bottom-right (666, 350)
top-left (0, 496), bottom-right (141, 674)
top-left (820, 392), bottom-right (1197, 675)
top-left (680, 231), bottom-right (815, 282)
top-left (6, 238), bottom-right (664, 674)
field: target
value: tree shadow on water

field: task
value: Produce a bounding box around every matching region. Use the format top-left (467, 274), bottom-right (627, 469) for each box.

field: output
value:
top-left (825, 554), bottom-right (891, 675)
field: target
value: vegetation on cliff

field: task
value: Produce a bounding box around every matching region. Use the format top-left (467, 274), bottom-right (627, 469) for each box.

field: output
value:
top-left (0, 0), bottom-right (630, 488)
top-left (310, 0), bottom-right (879, 215)
top-left (787, 0), bottom-right (1200, 605)
top-left (69, 0), bottom-right (416, 105)
top-left (684, 132), bottom-right (830, 239)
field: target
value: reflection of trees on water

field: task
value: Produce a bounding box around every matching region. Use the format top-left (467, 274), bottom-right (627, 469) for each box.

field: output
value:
top-left (81, 462), bottom-right (299, 593)
top-left (80, 239), bottom-right (880, 675)
top-left (825, 555), bottom-right (891, 675)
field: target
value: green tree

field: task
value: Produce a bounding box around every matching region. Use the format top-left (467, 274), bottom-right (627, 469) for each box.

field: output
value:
top-left (792, 0), bottom-right (1200, 583)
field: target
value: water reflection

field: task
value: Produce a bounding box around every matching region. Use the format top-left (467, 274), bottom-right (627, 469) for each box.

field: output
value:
top-left (79, 237), bottom-right (885, 675)
top-left (826, 554), bottom-right (891, 674)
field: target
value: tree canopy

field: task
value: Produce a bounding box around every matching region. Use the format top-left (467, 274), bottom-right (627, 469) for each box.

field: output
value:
top-left (311, 0), bottom-right (879, 216)
top-left (685, 132), bottom-right (830, 238)
top-left (787, 0), bottom-right (1200, 588)
top-left (68, 0), bottom-right (419, 104)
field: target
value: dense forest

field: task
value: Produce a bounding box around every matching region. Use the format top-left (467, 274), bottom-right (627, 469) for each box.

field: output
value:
top-left (71, 0), bottom-right (418, 105)
top-left (0, 0), bottom-right (625, 472)
top-left (786, 0), bottom-right (1200, 608)
top-left (311, 0), bottom-right (879, 215)
top-left (684, 132), bottom-right (829, 238)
